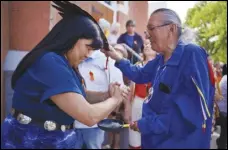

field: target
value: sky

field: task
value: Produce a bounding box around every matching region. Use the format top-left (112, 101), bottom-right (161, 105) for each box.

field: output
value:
top-left (148, 1), bottom-right (198, 23)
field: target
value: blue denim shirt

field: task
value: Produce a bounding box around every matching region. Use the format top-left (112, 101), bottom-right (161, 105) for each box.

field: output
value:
top-left (115, 41), bottom-right (215, 148)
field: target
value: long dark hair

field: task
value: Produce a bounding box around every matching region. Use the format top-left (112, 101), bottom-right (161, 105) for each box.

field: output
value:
top-left (11, 2), bottom-right (104, 89)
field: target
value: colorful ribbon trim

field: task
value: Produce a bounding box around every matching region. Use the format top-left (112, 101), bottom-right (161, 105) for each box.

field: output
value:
top-left (191, 77), bottom-right (211, 118)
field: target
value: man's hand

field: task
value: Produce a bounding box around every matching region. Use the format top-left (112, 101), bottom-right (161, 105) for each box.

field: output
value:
top-left (101, 45), bottom-right (124, 62)
top-left (130, 121), bottom-right (140, 132)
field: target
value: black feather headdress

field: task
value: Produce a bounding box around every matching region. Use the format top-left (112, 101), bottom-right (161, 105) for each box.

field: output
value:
top-left (51, 1), bottom-right (110, 51)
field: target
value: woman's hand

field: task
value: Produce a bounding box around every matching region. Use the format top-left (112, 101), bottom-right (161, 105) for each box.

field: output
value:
top-left (108, 82), bottom-right (121, 97)
top-left (111, 84), bottom-right (123, 105)
top-left (109, 83), bottom-right (131, 105)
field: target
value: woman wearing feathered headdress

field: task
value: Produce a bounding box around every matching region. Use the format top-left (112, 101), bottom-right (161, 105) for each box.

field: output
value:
top-left (1, 1), bottom-right (130, 149)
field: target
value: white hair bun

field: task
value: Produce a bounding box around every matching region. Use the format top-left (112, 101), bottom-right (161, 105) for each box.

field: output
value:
top-left (98, 18), bottom-right (111, 31)
top-left (110, 22), bottom-right (120, 32)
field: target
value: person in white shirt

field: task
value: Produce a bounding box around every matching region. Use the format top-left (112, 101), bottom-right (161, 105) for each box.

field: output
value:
top-left (98, 18), bottom-right (111, 38)
top-left (108, 22), bottom-right (121, 45)
top-left (107, 44), bottom-right (132, 149)
top-left (216, 64), bottom-right (227, 149)
top-left (74, 49), bottom-right (124, 149)
top-left (218, 64), bottom-right (227, 114)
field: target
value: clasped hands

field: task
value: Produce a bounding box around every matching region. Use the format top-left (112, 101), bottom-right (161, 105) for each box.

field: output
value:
top-left (108, 82), bottom-right (130, 105)
top-left (108, 82), bottom-right (140, 132)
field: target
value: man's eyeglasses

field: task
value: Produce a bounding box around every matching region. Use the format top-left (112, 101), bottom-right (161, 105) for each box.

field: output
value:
top-left (147, 23), bottom-right (172, 32)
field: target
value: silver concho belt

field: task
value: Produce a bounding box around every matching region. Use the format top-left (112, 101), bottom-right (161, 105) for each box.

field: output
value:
top-left (11, 108), bottom-right (74, 132)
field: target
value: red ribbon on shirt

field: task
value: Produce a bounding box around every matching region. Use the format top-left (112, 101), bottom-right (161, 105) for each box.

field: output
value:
top-left (89, 71), bottom-right (94, 81)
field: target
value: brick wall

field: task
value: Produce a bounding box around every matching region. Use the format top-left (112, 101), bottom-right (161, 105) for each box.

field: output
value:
top-left (129, 1), bottom-right (148, 38)
top-left (10, 1), bottom-right (50, 51)
top-left (1, 1), bottom-right (10, 62)
top-left (117, 11), bottom-right (128, 34)
top-left (1, 1), bottom-right (10, 122)
top-left (117, 1), bottom-right (148, 39)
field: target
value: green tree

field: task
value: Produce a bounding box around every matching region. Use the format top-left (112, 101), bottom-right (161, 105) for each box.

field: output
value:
top-left (185, 1), bottom-right (227, 63)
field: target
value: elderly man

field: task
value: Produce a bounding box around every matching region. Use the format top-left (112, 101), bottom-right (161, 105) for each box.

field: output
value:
top-left (102, 8), bottom-right (215, 149)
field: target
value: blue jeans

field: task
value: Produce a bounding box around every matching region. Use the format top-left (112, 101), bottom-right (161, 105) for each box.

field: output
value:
top-left (75, 127), bottom-right (105, 149)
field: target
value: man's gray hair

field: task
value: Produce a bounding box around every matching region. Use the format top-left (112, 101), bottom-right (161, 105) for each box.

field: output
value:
top-left (151, 8), bottom-right (182, 38)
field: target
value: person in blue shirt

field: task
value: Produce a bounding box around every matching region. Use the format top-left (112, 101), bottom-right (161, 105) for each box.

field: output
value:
top-left (1, 1), bottom-right (130, 149)
top-left (117, 20), bottom-right (144, 64)
top-left (102, 8), bottom-right (215, 149)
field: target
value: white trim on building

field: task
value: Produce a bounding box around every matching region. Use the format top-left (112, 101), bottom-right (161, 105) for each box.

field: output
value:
top-left (98, 1), bottom-right (130, 23)
top-left (49, 2), bottom-right (55, 31)
top-left (97, 1), bottom-right (118, 23)
top-left (4, 50), bottom-right (29, 71)
top-left (117, 1), bottom-right (129, 15)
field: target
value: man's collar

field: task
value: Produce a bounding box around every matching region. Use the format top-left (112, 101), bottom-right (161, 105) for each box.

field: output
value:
top-left (165, 40), bottom-right (185, 66)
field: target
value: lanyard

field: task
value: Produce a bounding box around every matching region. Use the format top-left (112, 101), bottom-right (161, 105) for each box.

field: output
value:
top-left (153, 65), bottom-right (167, 89)
top-left (152, 55), bottom-right (168, 88)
